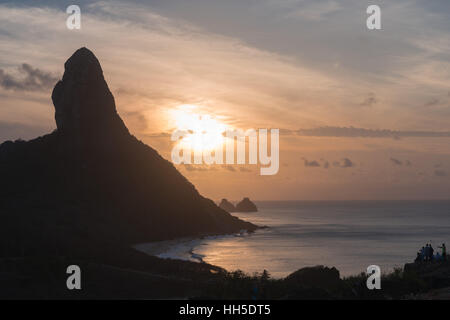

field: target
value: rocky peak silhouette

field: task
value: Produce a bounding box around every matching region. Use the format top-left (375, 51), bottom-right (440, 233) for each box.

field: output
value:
top-left (0, 48), bottom-right (256, 257)
top-left (219, 199), bottom-right (236, 212)
top-left (51, 47), bottom-right (128, 140)
top-left (236, 197), bottom-right (258, 212)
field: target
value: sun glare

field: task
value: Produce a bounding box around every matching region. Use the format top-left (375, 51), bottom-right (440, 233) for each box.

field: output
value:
top-left (171, 105), bottom-right (228, 152)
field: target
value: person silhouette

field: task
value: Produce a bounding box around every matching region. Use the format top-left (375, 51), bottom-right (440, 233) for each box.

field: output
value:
top-left (429, 244), bottom-right (434, 262)
top-left (415, 251), bottom-right (421, 263)
top-left (435, 252), bottom-right (441, 261)
top-left (438, 243), bottom-right (446, 261)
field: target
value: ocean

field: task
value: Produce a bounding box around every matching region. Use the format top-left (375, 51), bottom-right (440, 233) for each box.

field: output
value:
top-left (136, 200), bottom-right (450, 278)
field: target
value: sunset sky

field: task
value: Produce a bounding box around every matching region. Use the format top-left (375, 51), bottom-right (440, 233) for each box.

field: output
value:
top-left (1, 0), bottom-right (450, 200)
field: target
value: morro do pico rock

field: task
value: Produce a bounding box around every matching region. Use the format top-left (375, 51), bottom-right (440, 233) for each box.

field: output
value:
top-left (51, 47), bottom-right (129, 140)
top-left (0, 47), bottom-right (256, 258)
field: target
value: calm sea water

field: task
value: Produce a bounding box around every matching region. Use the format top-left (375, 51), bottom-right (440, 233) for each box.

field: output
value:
top-left (142, 201), bottom-right (450, 278)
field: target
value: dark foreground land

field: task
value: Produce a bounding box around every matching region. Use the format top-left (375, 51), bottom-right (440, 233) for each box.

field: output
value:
top-left (1, 246), bottom-right (449, 299)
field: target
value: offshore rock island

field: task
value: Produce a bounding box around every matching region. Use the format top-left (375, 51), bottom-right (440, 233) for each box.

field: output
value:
top-left (236, 197), bottom-right (258, 212)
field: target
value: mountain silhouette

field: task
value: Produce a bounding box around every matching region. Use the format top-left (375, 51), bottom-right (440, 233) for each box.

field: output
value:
top-left (236, 197), bottom-right (258, 212)
top-left (219, 199), bottom-right (236, 212)
top-left (0, 48), bottom-right (256, 258)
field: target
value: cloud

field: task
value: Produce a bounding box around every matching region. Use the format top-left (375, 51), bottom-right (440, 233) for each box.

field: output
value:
top-left (303, 157), bottom-right (355, 169)
top-left (333, 158), bottom-right (354, 168)
top-left (184, 164), bottom-right (207, 171)
top-left (434, 169), bottom-right (447, 177)
top-left (143, 132), bottom-right (172, 138)
top-left (302, 158), bottom-right (321, 167)
top-left (1, 1), bottom-right (450, 144)
top-left (293, 127), bottom-right (450, 139)
top-left (390, 158), bottom-right (413, 166)
top-left (341, 158), bottom-right (354, 168)
top-left (222, 165), bottom-right (236, 172)
top-left (284, 0), bottom-right (342, 21)
top-left (0, 2), bottom-right (343, 139)
top-left (0, 63), bottom-right (58, 91)
top-left (0, 121), bottom-right (50, 143)
top-left (183, 164), bottom-right (218, 172)
top-left (390, 158), bottom-right (403, 166)
top-left (169, 163), bottom-right (247, 173)
top-left (359, 93), bottom-right (377, 107)
top-left (424, 98), bottom-right (440, 108)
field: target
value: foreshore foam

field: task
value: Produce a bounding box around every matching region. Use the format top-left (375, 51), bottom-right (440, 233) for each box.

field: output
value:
top-left (134, 231), bottom-right (251, 263)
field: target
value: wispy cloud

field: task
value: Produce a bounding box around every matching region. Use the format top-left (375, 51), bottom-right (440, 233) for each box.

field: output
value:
top-left (222, 165), bottom-right (236, 172)
top-left (302, 157), bottom-right (354, 169)
top-left (333, 158), bottom-right (354, 168)
top-left (0, 63), bottom-right (58, 91)
top-left (0, 120), bottom-right (49, 142)
top-left (302, 158), bottom-right (321, 167)
top-left (434, 169), bottom-right (447, 177)
top-left (290, 127), bottom-right (450, 139)
top-left (283, 0), bottom-right (342, 21)
top-left (359, 93), bottom-right (378, 107)
top-left (390, 158), bottom-right (412, 166)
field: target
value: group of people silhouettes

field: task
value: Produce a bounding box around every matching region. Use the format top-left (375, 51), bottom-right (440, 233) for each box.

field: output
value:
top-left (416, 243), bottom-right (447, 262)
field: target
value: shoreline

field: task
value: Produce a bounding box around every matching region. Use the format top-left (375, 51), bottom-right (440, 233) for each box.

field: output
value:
top-left (134, 229), bottom-right (253, 264)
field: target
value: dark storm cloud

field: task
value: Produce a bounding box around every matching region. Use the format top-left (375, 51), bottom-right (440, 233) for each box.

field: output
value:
top-left (0, 63), bottom-right (58, 91)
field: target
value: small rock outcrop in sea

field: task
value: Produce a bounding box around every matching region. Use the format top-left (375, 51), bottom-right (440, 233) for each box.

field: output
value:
top-left (235, 197), bottom-right (258, 212)
top-left (219, 199), bottom-right (236, 212)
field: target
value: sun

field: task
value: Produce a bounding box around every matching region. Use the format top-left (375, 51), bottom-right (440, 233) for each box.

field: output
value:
top-left (170, 104), bottom-right (228, 152)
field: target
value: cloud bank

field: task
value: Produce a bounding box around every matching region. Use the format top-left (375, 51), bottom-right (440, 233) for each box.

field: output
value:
top-left (0, 64), bottom-right (58, 91)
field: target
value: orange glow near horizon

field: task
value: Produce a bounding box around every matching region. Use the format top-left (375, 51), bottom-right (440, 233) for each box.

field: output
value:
top-left (170, 104), bottom-right (228, 152)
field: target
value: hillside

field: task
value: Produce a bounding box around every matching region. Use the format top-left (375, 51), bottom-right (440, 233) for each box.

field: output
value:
top-left (0, 48), bottom-right (256, 260)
